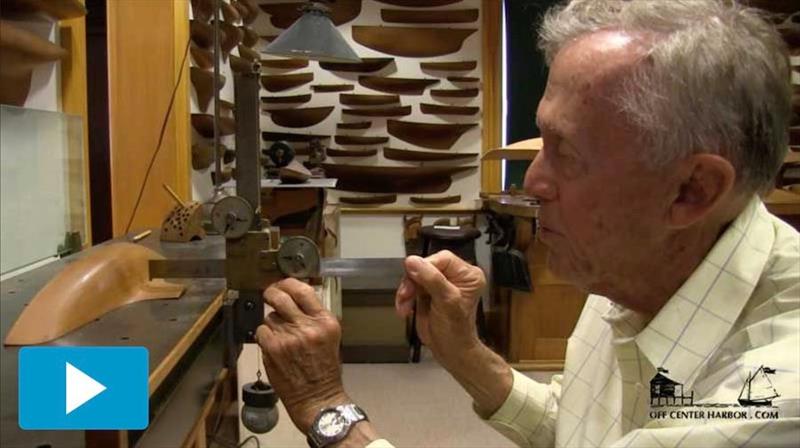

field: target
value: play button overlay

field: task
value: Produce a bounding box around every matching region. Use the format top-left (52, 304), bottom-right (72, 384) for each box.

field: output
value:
top-left (19, 347), bottom-right (148, 430)
top-left (66, 362), bottom-right (107, 414)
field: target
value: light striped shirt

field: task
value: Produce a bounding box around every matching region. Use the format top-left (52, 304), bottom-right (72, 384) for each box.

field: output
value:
top-left (483, 196), bottom-right (800, 447)
top-left (366, 196), bottom-right (799, 448)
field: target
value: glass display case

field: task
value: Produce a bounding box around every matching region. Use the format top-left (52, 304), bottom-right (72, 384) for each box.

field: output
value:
top-left (0, 105), bottom-right (86, 275)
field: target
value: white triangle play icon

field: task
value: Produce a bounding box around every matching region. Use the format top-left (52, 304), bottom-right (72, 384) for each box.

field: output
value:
top-left (65, 362), bottom-right (107, 414)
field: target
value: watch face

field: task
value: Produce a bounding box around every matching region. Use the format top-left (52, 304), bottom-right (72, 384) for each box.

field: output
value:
top-left (318, 410), bottom-right (347, 437)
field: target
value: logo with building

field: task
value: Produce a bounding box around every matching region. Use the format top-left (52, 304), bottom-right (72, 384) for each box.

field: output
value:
top-left (648, 366), bottom-right (780, 421)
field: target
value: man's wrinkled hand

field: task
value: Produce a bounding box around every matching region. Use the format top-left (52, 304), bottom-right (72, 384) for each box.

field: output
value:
top-left (255, 278), bottom-right (348, 433)
top-left (394, 251), bottom-right (486, 367)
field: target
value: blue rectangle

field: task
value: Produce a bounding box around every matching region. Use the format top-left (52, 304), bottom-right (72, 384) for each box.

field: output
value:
top-left (19, 346), bottom-right (149, 430)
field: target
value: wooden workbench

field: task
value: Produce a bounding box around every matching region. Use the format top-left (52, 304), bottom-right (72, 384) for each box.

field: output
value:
top-left (0, 231), bottom-right (229, 448)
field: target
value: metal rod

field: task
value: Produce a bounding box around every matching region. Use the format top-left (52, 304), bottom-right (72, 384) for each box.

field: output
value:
top-left (213, 0), bottom-right (222, 192)
top-left (162, 183), bottom-right (187, 208)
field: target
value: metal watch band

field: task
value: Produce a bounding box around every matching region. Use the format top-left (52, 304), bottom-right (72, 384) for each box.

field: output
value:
top-left (307, 404), bottom-right (368, 448)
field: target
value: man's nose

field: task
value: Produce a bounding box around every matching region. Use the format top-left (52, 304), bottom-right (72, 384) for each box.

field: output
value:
top-left (523, 153), bottom-right (557, 201)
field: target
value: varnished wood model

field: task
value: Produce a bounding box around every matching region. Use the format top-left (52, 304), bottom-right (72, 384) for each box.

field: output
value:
top-left (190, 67), bottom-right (225, 111)
top-left (352, 26), bottom-right (477, 57)
top-left (380, 8), bottom-right (478, 23)
top-left (261, 93), bottom-right (312, 104)
top-left (240, 26), bottom-right (259, 47)
top-left (319, 57), bottom-right (394, 73)
top-left (339, 93), bottom-right (399, 106)
top-left (235, 0), bottom-right (260, 24)
top-left (311, 84), bottom-right (354, 92)
top-left (4, 243), bottom-right (186, 345)
top-left (358, 76), bottom-right (438, 94)
top-left (190, 20), bottom-right (217, 49)
top-left (431, 87), bottom-right (479, 98)
top-left (335, 135), bottom-right (389, 145)
top-left (448, 76), bottom-right (479, 82)
top-left (192, 113), bottom-right (236, 138)
top-left (420, 60), bottom-right (477, 71)
top-left (343, 105), bottom-right (411, 117)
top-left (237, 45), bottom-right (259, 62)
top-left (279, 159), bottom-right (312, 184)
top-left (230, 54), bottom-right (260, 74)
top-left (260, 72), bottom-right (314, 92)
top-left (218, 21), bottom-right (243, 53)
top-left (420, 103), bottom-right (479, 115)
top-left (260, 58), bottom-right (310, 69)
top-left (190, 46), bottom-right (214, 69)
top-left (327, 147), bottom-right (378, 157)
top-left (0, 20), bottom-right (68, 106)
top-left (322, 163), bottom-right (475, 193)
top-left (387, 119), bottom-right (477, 149)
top-left (339, 194), bottom-right (397, 205)
top-left (220, 0), bottom-right (241, 22)
top-left (410, 195), bottom-right (461, 205)
top-left (191, 0), bottom-right (214, 21)
top-left (267, 106), bottom-right (334, 128)
top-left (260, 0), bottom-right (362, 28)
top-left (383, 147), bottom-right (478, 161)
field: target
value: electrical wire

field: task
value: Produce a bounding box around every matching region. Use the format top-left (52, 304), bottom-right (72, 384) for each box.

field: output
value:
top-left (123, 37), bottom-right (192, 235)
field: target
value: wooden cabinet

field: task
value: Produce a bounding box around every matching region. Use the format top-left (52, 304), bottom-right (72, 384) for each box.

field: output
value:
top-left (484, 196), bottom-right (587, 370)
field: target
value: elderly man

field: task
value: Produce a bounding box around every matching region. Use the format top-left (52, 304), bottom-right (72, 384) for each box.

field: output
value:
top-left (255, 0), bottom-right (800, 447)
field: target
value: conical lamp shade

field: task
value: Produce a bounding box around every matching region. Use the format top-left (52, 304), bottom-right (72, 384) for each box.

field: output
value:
top-left (263, 4), bottom-right (360, 63)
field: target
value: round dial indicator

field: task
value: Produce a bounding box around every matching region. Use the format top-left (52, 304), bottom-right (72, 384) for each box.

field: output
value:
top-left (210, 196), bottom-right (254, 239)
top-left (277, 236), bottom-right (320, 278)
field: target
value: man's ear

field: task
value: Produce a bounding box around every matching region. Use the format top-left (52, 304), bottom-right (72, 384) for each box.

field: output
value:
top-left (668, 154), bottom-right (736, 229)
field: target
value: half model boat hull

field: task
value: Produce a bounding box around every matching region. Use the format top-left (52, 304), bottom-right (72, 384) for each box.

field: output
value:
top-left (260, 0), bottom-right (362, 28)
top-left (352, 26), bottom-right (477, 57)
top-left (0, 20), bottom-right (68, 106)
top-left (322, 163), bottom-right (475, 193)
top-left (387, 120), bottom-right (477, 149)
top-left (268, 106), bottom-right (334, 128)
top-left (4, 243), bottom-right (185, 345)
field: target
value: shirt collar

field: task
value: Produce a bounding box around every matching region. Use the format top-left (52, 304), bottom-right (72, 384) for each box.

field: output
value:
top-left (631, 196), bottom-right (774, 389)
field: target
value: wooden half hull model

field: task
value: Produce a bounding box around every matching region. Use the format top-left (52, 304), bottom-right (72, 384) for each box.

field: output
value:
top-left (162, 201), bottom-right (206, 242)
top-left (431, 87), bottom-right (479, 98)
top-left (339, 194), bottom-right (397, 205)
top-left (190, 46), bottom-right (214, 70)
top-left (337, 121), bottom-right (371, 130)
top-left (261, 58), bottom-right (310, 69)
top-left (0, 20), bottom-right (68, 106)
top-left (387, 120), bottom-right (477, 150)
top-left (340, 93), bottom-right (399, 106)
top-left (230, 55), bottom-right (260, 74)
top-left (221, 0), bottom-right (241, 22)
top-left (268, 106), bottom-right (334, 128)
top-left (261, 72), bottom-right (314, 92)
top-left (261, 93), bottom-right (312, 104)
top-left (374, 0), bottom-right (463, 6)
top-left (312, 84), bottom-right (354, 93)
top-left (319, 57), bottom-right (394, 73)
top-left (358, 76), bottom-right (438, 95)
top-left (190, 20), bottom-right (219, 49)
top-left (240, 26), bottom-right (260, 47)
top-left (352, 26), bottom-right (477, 57)
top-left (383, 147), bottom-right (478, 162)
top-left (234, 0), bottom-right (260, 24)
top-left (190, 67), bottom-right (226, 111)
top-left (262, 131), bottom-right (329, 142)
top-left (420, 60), bottom-right (477, 71)
top-left (327, 147), bottom-right (378, 157)
top-left (260, 0), bottom-right (362, 28)
top-left (420, 103), bottom-right (479, 116)
top-left (192, 114), bottom-right (236, 138)
top-left (238, 45), bottom-right (260, 62)
top-left (335, 135), bottom-right (389, 145)
top-left (191, 0), bottom-right (214, 22)
top-left (380, 8), bottom-right (479, 24)
top-left (410, 195), bottom-right (461, 205)
top-left (322, 163), bottom-right (475, 193)
top-left (4, 243), bottom-right (186, 345)
top-left (218, 21), bottom-right (243, 54)
top-left (343, 105), bottom-right (411, 117)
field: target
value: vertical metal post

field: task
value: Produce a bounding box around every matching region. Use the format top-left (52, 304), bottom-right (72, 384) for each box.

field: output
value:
top-left (212, 0), bottom-right (222, 191)
top-left (233, 70), bottom-right (262, 230)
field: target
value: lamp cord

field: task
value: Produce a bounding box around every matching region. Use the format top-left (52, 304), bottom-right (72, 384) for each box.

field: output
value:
top-left (123, 37), bottom-right (192, 235)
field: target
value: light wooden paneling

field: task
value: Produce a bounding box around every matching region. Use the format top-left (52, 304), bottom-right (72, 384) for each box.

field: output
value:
top-left (481, 0), bottom-right (502, 193)
top-left (59, 1), bottom-right (91, 245)
top-left (108, 0), bottom-right (190, 236)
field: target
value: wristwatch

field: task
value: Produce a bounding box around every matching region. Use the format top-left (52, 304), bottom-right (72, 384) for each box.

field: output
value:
top-left (307, 403), bottom-right (368, 448)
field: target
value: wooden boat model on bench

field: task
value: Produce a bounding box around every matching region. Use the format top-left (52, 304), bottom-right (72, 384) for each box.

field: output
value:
top-left (387, 120), bottom-right (477, 149)
top-left (352, 26), bottom-right (476, 57)
top-left (4, 243), bottom-right (185, 345)
top-left (321, 163), bottom-right (475, 193)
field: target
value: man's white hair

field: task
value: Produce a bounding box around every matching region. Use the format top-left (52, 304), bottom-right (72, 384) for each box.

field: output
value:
top-left (538, 0), bottom-right (792, 194)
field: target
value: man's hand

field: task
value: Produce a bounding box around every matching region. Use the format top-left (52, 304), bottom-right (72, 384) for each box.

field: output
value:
top-left (255, 278), bottom-right (348, 433)
top-left (395, 251), bottom-right (486, 367)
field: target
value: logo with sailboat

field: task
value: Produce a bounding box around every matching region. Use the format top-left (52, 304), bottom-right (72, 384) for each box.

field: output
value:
top-left (648, 366), bottom-right (780, 420)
